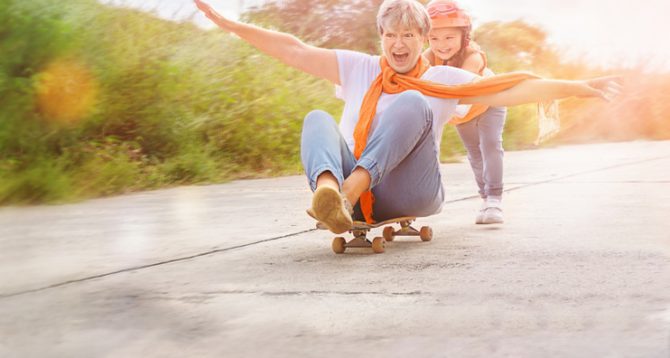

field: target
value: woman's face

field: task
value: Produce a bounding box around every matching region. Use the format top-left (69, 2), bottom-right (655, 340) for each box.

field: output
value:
top-left (428, 27), bottom-right (463, 62)
top-left (381, 26), bottom-right (426, 74)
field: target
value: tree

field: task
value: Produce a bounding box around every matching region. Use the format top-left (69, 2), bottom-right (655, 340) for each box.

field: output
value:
top-left (474, 20), bottom-right (560, 75)
top-left (242, 0), bottom-right (389, 54)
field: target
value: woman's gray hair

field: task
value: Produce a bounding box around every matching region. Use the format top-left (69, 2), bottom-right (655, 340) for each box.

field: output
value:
top-left (376, 0), bottom-right (432, 37)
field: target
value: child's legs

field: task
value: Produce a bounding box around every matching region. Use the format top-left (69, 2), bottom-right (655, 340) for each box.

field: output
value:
top-left (477, 106), bottom-right (507, 198)
top-left (456, 118), bottom-right (485, 198)
top-left (355, 91), bottom-right (444, 220)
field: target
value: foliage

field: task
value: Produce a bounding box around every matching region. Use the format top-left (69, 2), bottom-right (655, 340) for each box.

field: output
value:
top-left (0, 0), bottom-right (341, 204)
top-left (1, 0), bottom-right (668, 205)
top-left (244, 0), bottom-right (386, 54)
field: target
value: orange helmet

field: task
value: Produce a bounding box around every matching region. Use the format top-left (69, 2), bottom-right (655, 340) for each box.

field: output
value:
top-left (426, 0), bottom-right (471, 28)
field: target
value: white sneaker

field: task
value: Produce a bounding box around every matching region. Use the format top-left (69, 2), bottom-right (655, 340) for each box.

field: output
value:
top-left (475, 199), bottom-right (487, 224)
top-left (480, 199), bottom-right (504, 224)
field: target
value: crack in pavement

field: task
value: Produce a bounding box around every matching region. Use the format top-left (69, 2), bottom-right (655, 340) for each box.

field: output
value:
top-left (128, 290), bottom-right (429, 304)
top-left (205, 290), bottom-right (425, 297)
top-left (443, 155), bottom-right (670, 204)
top-left (511, 181), bottom-right (670, 184)
top-left (0, 229), bottom-right (316, 299)
top-left (2, 154), bottom-right (668, 300)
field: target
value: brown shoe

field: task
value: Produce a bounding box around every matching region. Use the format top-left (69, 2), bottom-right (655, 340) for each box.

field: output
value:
top-left (310, 186), bottom-right (354, 234)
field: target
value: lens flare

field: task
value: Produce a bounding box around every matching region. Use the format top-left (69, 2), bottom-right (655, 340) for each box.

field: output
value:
top-left (35, 58), bottom-right (98, 124)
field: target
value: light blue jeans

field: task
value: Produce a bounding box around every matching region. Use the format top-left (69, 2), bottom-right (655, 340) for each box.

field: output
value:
top-left (455, 106), bottom-right (507, 198)
top-left (300, 91), bottom-right (444, 221)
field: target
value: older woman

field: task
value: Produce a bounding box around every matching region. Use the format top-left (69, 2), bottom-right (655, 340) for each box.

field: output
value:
top-left (194, 0), bottom-right (620, 234)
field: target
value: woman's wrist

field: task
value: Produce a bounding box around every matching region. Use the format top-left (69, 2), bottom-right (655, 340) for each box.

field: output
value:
top-left (573, 80), bottom-right (599, 98)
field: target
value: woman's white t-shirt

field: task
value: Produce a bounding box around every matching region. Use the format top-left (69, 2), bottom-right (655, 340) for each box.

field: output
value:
top-left (335, 49), bottom-right (478, 153)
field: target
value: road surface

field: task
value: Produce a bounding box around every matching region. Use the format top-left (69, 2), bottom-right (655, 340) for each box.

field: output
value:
top-left (1, 140), bottom-right (669, 357)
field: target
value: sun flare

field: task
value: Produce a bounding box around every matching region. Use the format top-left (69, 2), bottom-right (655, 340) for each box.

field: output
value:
top-left (35, 58), bottom-right (98, 124)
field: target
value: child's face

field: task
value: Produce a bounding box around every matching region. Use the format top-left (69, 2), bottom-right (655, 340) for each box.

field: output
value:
top-left (428, 27), bottom-right (463, 62)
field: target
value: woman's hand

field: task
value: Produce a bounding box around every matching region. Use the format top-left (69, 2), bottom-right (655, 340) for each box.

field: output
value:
top-left (580, 76), bottom-right (624, 102)
top-left (194, 0), bottom-right (234, 32)
top-left (191, 0), bottom-right (339, 84)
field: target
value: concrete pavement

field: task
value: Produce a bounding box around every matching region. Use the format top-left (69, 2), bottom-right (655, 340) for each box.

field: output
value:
top-left (1, 140), bottom-right (669, 357)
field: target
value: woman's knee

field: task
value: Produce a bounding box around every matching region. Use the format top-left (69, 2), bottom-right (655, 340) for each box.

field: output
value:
top-left (397, 90), bottom-right (430, 112)
top-left (386, 90), bottom-right (433, 128)
top-left (303, 110), bottom-right (336, 133)
top-left (304, 109), bottom-right (332, 124)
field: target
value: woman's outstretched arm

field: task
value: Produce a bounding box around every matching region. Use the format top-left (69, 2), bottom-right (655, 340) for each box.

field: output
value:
top-left (194, 0), bottom-right (340, 84)
top-left (460, 76), bottom-right (623, 106)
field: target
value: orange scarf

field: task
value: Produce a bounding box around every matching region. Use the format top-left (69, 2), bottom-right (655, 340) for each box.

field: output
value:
top-left (353, 56), bottom-right (538, 223)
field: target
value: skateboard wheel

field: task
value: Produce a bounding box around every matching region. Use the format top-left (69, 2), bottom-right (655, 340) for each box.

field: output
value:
top-left (372, 237), bottom-right (385, 253)
top-left (383, 226), bottom-right (395, 241)
top-left (419, 226), bottom-right (433, 241)
top-left (332, 237), bottom-right (346, 254)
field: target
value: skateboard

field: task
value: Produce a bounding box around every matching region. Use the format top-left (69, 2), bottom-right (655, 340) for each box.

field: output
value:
top-left (315, 216), bottom-right (433, 254)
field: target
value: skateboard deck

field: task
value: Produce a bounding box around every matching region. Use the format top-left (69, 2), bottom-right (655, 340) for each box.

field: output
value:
top-left (313, 215), bottom-right (433, 254)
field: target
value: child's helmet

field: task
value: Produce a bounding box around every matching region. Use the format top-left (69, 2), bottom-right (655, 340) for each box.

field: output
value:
top-left (426, 0), bottom-right (471, 28)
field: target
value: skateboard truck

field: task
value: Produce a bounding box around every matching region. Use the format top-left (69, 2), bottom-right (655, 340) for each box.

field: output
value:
top-left (323, 217), bottom-right (433, 254)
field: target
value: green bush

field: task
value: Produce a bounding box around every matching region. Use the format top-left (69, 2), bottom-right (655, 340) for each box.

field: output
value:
top-left (0, 158), bottom-right (72, 204)
top-left (1, 0), bottom-right (665, 205)
top-left (0, 0), bottom-right (343, 204)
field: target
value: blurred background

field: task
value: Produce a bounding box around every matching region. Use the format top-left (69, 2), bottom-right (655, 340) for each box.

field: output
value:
top-left (1, 0), bottom-right (668, 205)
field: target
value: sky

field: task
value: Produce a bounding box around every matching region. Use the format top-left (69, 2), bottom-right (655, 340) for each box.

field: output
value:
top-left (98, 0), bottom-right (670, 71)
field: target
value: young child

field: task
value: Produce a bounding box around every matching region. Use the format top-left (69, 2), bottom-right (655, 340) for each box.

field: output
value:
top-left (423, 0), bottom-right (506, 224)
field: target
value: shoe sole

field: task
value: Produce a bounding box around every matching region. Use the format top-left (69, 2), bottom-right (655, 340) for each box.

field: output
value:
top-left (479, 207), bottom-right (504, 224)
top-left (481, 213), bottom-right (504, 224)
top-left (481, 218), bottom-right (504, 224)
top-left (311, 186), bottom-right (353, 234)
